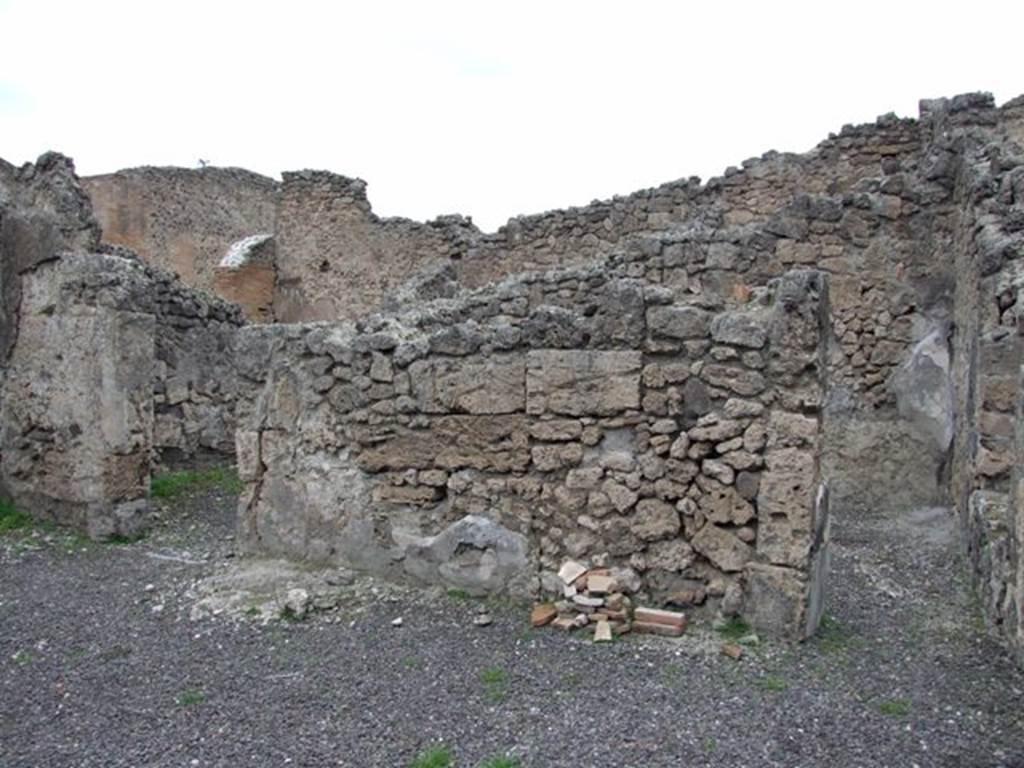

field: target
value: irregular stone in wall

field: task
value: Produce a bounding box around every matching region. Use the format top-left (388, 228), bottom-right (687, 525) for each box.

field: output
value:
top-left (409, 354), bottom-right (525, 414)
top-left (357, 415), bottom-right (530, 472)
top-left (526, 350), bottom-right (641, 416)
top-left (757, 447), bottom-right (817, 567)
top-left (403, 515), bottom-right (533, 596)
top-left (700, 364), bottom-right (766, 397)
top-left (630, 498), bottom-right (681, 541)
top-left (710, 311), bottom-right (768, 349)
top-left (691, 523), bottom-right (753, 572)
top-left (646, 305), bottom-right (711, 340)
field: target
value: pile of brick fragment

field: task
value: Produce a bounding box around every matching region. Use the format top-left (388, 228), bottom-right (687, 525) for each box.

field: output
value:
top-left (529, 560), bottom-right (687, 642)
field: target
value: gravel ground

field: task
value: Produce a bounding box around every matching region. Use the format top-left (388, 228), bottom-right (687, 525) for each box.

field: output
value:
top-left (2, 471), bottom-right (1023, 768)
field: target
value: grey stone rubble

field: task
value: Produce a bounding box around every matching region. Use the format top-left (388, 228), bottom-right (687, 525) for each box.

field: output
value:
top-left (0, 91), bottom-right (1023, 663)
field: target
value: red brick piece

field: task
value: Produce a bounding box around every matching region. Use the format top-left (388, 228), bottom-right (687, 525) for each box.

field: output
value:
top-left (530, 603), bottom-right (558, 628)
top-left (633, 620), bottom-right (685, 637)
top-left (721, 643), bottom-right (744, 660)
top-left (633, 607), bottom-right (687, 630)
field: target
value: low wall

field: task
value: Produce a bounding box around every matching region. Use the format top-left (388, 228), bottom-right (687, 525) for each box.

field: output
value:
top-left (235, 263), bottom-right (830, 639)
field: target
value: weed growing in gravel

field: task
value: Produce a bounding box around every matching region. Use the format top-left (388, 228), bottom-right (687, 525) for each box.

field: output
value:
top-left (278, 606), bottom-right (305, 623)
top-left (480, 666), bottom-right (509, 702)
top-left (702, 736), bottom-right (717, 754)
top-left (560, 671), bottom-right (581, 688)
top-left (409, 745), bottom-right (452, 768)
top-left (151, 466), bottom-right (241, 500)
top-left (446, 588), bottom-right (472, 601)
top-left (878, 698), bottom-right (911, 716)
top-left (480, 756), bottom-right (521, 768)
top-left (756, 675), bottom-right (789, 692)
top-left (662, 663), bottom-right (683, 686)
top-left (402, 655), bottom-right (420, 670)
top-left (177, 688), bottom-right (206, 707)
top-left (11, 649), bottom-right (32, 665)
top-left (715, 617), bottom-right (751, 641)
top-left (815, 615), bottom-right (864, 655)
top-left (0, 499), bottom-right (32, 534)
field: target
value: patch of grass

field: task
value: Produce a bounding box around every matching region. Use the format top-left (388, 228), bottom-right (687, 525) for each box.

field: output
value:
top-left (401, 655), bottom-right (420, 670)
top-left (715, 617), bottom-right (751, 641)
top-left (151, 466), bottom-right (241, 500)
top-left (446, 588), bottom-right (472, 601)
top-left (702, 736), bottom-right (717, 754)
top-left (176, 688), bottom-right (206, 707)
top-left (409, 745), bottom-right (452, 768)
top-left (662, 663), bottom-right (683, 686)
top-left (480, 666), bottom-right (509, 702)
top-left (11, 649), bottom-right (32, 665)
top-left (756, 675), bottom-right (789, 692)
top-left (0, 499), bottom-right (32, 534)
top-left (815, 615), bottom-right (863, 655)
top-left (278, 606), bottom-right (305, 623)
top-left (561, 671), bottom-right (581, 688)
top-left (878, 698), bottom-right (911, 717)
top-left (480, 756), bottom-right (520, 768)
top-left (244, 605), bottom-right (262, 617)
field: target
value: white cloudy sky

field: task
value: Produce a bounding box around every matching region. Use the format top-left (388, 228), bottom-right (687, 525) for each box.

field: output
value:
top-left (1, 0), bottom-right (1022, 231)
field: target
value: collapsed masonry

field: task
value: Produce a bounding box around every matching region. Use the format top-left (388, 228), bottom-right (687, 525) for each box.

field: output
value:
top-left (1, 92), bottom-right (1023, 655)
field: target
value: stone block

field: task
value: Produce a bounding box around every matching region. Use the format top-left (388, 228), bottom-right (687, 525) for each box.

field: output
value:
top-left (743, 562), bottom-right (814, 640)
top-left (409, 354), bottom-right (525, 414)
top-left (526, 350), bottom-right (641, 416)
top-left (691, 523), bottom-right (753, 572)
top-left (757, 448), bottom-right (816, 567)
top-left (646, 305), bottom-right (711, 339)
top-left (357, 415), bottom-right (530, 472)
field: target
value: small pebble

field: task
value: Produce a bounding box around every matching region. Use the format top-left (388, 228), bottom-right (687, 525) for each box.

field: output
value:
top-left (473, 613), bottom-right (493, 627)
top-left (391, 617), bottom-right (403, 627)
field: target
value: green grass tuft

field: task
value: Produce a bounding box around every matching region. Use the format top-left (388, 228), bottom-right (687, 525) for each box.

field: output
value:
top-left (715, 617), bottom-right (751, 641)
top-left (446, 588), bottom-right (472, 601)
top-left (151, 466), bottom-right (241, 500)
top-left (176, 688), bottom-right (206, 707)
top-left (480, 666), bottom-right (509, 702)
top-left (409, 746), bottom-right (452, 768)
top-left (480, 756), bottom-right (521, 768)
top-left (756, 675), bottom-right (789, 692)
top-left (878, 698), bottom-right (911, 716)
top-left (0, 498), bottom-right (33, 534)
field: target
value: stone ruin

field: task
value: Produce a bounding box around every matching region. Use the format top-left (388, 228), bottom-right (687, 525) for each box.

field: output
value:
top-left (2, 92), bottom-right (1023, 657)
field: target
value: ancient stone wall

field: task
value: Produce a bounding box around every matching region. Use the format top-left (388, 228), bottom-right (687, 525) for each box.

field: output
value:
top-left (272, 172), bottom-right (477, 322)
top-left (147, 258), bottom-right (245, 461)
top-left (82, 166), bottom-right (278, 311)
top-left (235, 244), bottom-right (831, 638)
top-left (949, 95), bottom-right (1024, 663)
top-left (1, 154), bottom-right (248, 539)
top-left (1, 251), bottom-right (155, 538)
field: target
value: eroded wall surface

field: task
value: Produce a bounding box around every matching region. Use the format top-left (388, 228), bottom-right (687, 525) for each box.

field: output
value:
top-left (1, 252), bottom-right (155, 538)
top-left (82, 166), bottom-right (278, 305)
top-left (236, 243), bottom-right (831, 638)
top-left (949, 95), bottom-right (1024, 663)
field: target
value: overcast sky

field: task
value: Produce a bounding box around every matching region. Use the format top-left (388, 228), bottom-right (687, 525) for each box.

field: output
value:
top-left (2, 1), bottom-right (1022, 231)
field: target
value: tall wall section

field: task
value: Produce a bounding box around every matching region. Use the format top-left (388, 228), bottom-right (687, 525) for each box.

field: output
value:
top-left (1, 153), bottom-right (248, 538)
top-left (949, 95), bottom-right (1024, 663)
top-left (82, 166), bottom-right (278, 314)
